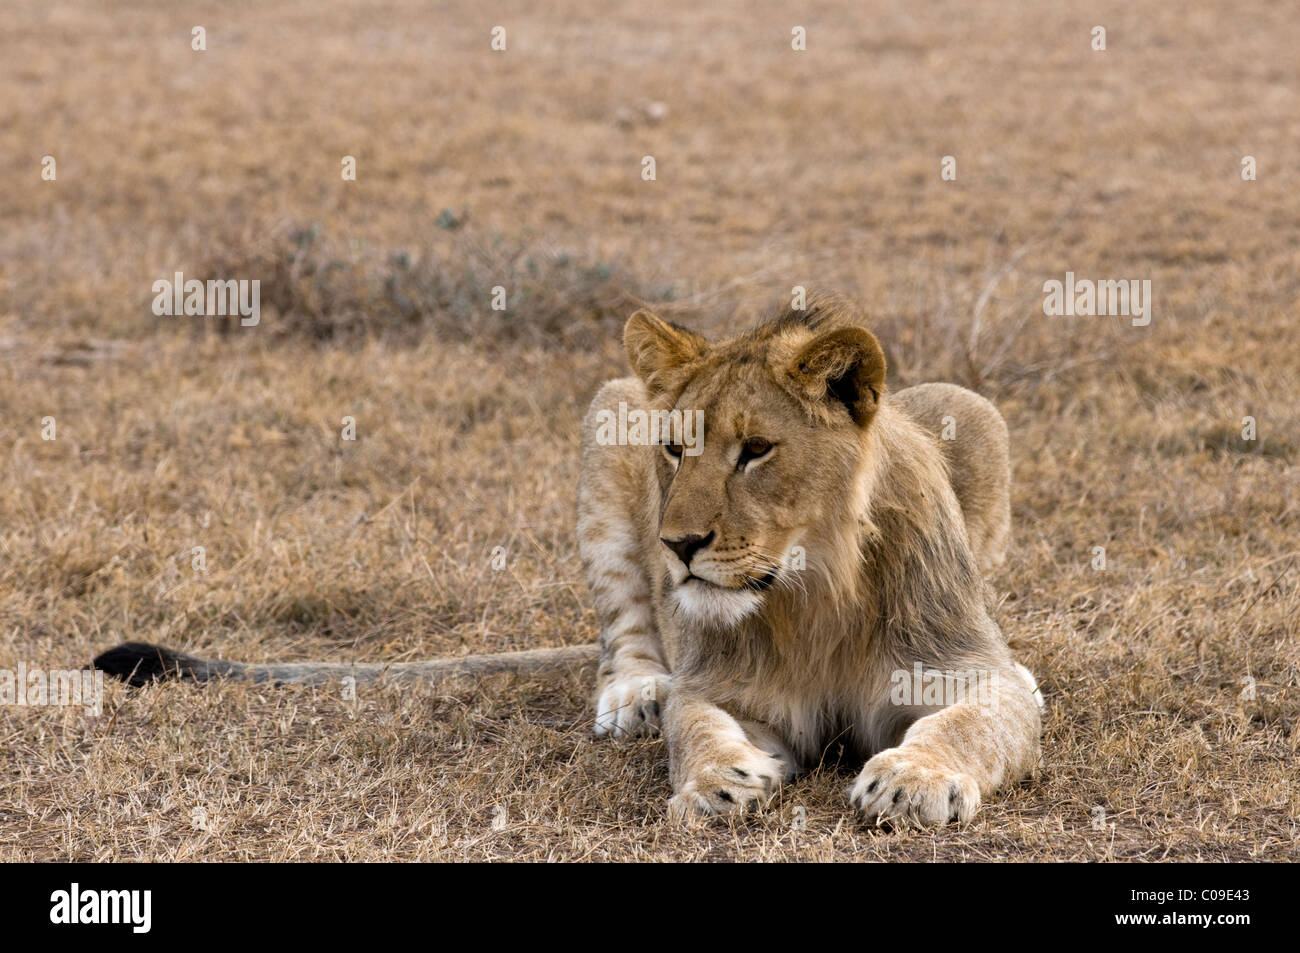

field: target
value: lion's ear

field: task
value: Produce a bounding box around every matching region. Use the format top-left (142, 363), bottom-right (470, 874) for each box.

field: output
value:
top-left (624, 310), bottom-right (707, 385)
top-left (785, 327), bottom-right (886, 426)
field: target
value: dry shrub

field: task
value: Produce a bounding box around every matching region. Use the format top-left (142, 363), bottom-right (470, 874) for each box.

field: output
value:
top-left (192, 223), bottom-right (658, 348)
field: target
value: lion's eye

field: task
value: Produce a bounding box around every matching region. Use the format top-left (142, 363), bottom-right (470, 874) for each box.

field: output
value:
top-left (738, 438), bottom-right (773, 467)
top-left (662, 442), bottom-right (684, 460)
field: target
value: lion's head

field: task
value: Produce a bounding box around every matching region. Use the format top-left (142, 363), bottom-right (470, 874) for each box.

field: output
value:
top-left (624, 295), bottom-right (887, 628)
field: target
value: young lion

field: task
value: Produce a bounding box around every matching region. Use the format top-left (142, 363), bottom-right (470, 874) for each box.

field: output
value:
top-left (579, 294), bottom-right (1043, 824)
top-left (94, 293), bottom-right (1041, 827)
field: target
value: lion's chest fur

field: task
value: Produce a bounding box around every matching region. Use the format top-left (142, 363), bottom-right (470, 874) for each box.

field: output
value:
top-left (659, 588), bottom-right (912, 764)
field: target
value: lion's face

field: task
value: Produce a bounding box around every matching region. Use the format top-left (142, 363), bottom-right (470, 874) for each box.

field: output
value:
top-left (625, 300), bottom-right (887, 628)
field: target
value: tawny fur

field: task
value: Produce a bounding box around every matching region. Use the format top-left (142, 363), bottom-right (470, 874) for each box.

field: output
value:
top-left (579, 293), bottom-right (1041, 825)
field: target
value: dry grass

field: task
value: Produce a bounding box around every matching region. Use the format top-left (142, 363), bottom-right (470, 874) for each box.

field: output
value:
top-left (1, 0), bottom-right (1297, 860)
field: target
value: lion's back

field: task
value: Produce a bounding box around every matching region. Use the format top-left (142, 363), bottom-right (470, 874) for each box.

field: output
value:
top-left (888, 382), bottom-right (1011, 573)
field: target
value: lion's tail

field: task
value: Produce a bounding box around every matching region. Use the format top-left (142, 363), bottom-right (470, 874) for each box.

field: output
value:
top-left (93, 641), bottom-right (600, 688)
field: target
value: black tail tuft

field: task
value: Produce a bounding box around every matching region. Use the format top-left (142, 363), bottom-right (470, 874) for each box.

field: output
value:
top-left (94, 642), bottom-right (202, 687)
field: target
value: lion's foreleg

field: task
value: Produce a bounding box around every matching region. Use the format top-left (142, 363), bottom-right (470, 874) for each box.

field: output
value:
top-left (664, 692), bottom-right (796, 818)
top-left (850, 663), bottom-right (1041, 826)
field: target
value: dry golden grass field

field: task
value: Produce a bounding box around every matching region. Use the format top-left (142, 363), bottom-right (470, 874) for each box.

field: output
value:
top-left (1, 0), bottom-right (1297, 861)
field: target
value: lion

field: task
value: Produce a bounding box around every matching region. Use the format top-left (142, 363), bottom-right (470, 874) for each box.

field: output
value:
top-left (579, 294), bottom-right (1042, 823)
top-left (94, 293), bottom-right (1042, 827)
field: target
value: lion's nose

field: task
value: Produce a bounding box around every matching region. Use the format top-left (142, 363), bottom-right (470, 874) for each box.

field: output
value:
top-left (661, 531), bottom-right (715, 568)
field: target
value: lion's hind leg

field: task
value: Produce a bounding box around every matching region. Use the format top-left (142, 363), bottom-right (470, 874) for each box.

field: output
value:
top-left (579, 377), bottom-right (671, 738)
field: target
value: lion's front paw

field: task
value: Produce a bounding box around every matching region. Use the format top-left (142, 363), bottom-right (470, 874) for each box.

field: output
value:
top-left (668, 742), bottom-right (789, 819)
top-left (593, 673), bottom-right (671, 739)
top-left (850, 747), bottom-right (980, 827)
